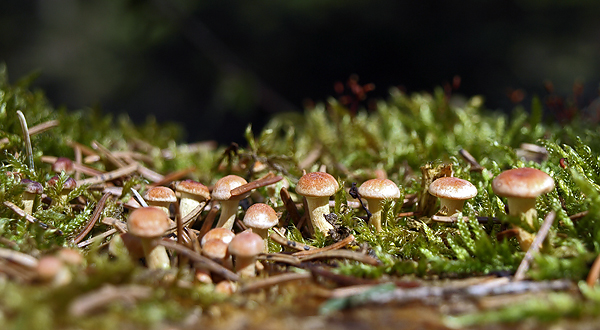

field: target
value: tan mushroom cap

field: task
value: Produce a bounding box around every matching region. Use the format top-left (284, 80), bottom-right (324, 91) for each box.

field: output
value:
top-left (22, 179), bottom-right (43, 194)
top-left (296, 172), bottom-right (339, 197)
top-left (127, 207), bottom-right (170, 238)
top-left (243, 203), bottom-right (279, 229)
top-left (492, 167), bottom-right (554, 199)
top-left (202, 239), bottom-right (230, 260)
top-left (201, 228), bottom-right (236, 247)
top-left (175, 180), bottom-right (210, 200)
top-left (52, 157), bottom-right (74, 174)
top-left (429, 177), bottom-right (478, 200)
top-left (144, 186), bottom-right (177, 203)
top-left (228, 231), bottom-right (264, 258)
top-left (358, 179), bottom-right (401, 200)
top-left (211, 175), bottom-right (248, 201)
top-left (47, 176), bottom-right (77, 190)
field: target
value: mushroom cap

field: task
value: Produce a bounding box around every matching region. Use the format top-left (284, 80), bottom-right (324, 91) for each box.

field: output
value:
top-left (175, 180), bottom-right (210, 200)
top-left (144, 186), bottom-right (177, 203)
top-left (202, 239), bottom-right (230, 260)
top-left (492, 167), bottom-right (554, 199)
top-left (358, 179), bottom-right (401, 200)
top-left (295, 172), bottom-right (339, 198)
top-left (228, 231), bottom-right (264, 258)
top-left (47, 176), bottom-right (77, 190)
top-left (52, 157), bottom-right (74, 174)
top-left (21, 179), bottom-right (43, 194)
top-left (201, 228), bottom-right (235, 247)
top-left (429, 177), bottom-right (478, 200)
top-left (211, 175), bottom-right (248, 201)
top-left (127, 207), bottom-right (171, 238)
top-left (243, 203), bottom-right (279, 229)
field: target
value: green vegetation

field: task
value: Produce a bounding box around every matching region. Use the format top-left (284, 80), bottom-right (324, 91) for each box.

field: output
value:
top-left (2, 64), bottom-right (600, 328)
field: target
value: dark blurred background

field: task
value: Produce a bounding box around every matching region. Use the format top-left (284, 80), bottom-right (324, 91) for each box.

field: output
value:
top-left (2, 0), bottom-right (599, 144)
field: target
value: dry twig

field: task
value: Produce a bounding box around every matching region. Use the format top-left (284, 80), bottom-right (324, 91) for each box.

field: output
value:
top-left (513, 211), bottom-right (556, 282)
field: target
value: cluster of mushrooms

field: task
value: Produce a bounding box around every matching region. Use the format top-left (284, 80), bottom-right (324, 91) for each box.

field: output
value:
top-left (18, 154), bottom-right (555, 291)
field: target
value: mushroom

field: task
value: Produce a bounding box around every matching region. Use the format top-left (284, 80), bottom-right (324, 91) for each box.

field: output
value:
top-left (201, 228), bottom-right (235, 247)
top-left (492, 167), bottom-right (555, 250)
top-left (37, 255), bottom-right (71, 287)
top-left (428, 177), bottom-right (477, 216)
top-left (47, 175), bottom-right (77, 205)
top-left (127, 207), bottom-right (171, 269)
top-left (212, 175), bottom-right (249, 230)
top-left (227, 230), bottom-right (264, 277)
top-left (202, 239), bottom-right (233, 270)
top-left (108, 233), bottom-right (145, 261)
top-left (242, 203), bottom-right (278, 250)
top-left (174, 180), bottom-right (210, 219)
top-left (144, 186), bottom-right (177, 218)
top-left (21, 179), bottom-right (43, 215)
top-left (52, 157), bottom-right (74, 175)
top-left (295, 172), bottom-right (339, 235)
top-left (358, 178), bottom-right (402, 232)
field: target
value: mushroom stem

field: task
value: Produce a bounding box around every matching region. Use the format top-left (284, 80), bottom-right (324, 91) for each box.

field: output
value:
top-left (146, 202), bottom-right (171, 218)
top-left (22, 193), bottom-right (36, 215)
top-left (216, 200), bottom-right (240, 230)
top-left (305, 196), bottom-right (334, 235)
top-left (365, 199), bottom-right (384, 232)
top-left (140, 239), bottom-right (170, 269)
top-left (179, 193), bottom-right (201, 219)
top-left (506, 197), bottom-right (537, 250)
top-left (439, 198), bottom-right (467, 216)
top-left (234, 256), bottom-right (257, 277)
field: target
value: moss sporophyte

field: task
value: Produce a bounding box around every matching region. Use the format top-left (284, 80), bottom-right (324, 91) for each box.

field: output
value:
top-left (2, 67), bottom-right (600, 328)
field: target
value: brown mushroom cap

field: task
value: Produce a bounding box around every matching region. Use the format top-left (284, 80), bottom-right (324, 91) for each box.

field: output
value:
top-left (492, 168), bottom-right (554, 199)
top-left (127, 207), bottom-right (170, 238)
top-left (52, 157), bottom-right (74, 174)
top-left (22, 179), bottom-right (43, 194)
top-left (429, 177), bottom-right (478, 200)
top-left (211, 175), bottom-right (248, 201)
top-left (295, 172), bottom-right (339, 197)
top-left (358, 179), bottom-right (401, 200)
top-left (175, 180), bottom-right (210, 200)
top-left (228, 231), bottom-right (264, 258)
top-left (201, 228), bottom-right (236, 246)
top-left (47, 176), bottom-right (77, 190)
top-left (202, 239), bottom-right (230, 260)
top-left (144, 186), bottom-right (177, 203)
top-left (243, 203), bottom-right (279, 229)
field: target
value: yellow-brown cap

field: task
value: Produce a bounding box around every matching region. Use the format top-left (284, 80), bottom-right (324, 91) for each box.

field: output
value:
top-left (243, 203), bottom-right (279, 230)
top-left (358, 178), bottom-right (401, 200)
top-left (144, 186), bottom-right (177, 203)
top-left (228, 231), bottom-right (264, 258)
top-left (296, 172), bottom-right (339, 197)
top-left (127, 207), bottom-right (170, 238)
top-left (211, 175), bottom-right (248, 201)
top-left (175, 180), bottom-right (210, 200)
top-left (201, 228), bottom-right (236, 247)
top-left (492, 168), bottom-right (554, 199)
top-left (429, 177), bottom-right (477, 200)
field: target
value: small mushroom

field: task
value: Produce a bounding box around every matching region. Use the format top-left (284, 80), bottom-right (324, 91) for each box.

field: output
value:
top-left (358, 178), bottom-right (402, 232)
top-left (295, 172), bottom-right (339, 235)
top-left (428, 177), bottom-right (477, 216)
top-left (47, 175), bottom-right (77, 205)
top-left (492, 167), bottom-right (554, 250)
top-left (201, 228), bottom-right (235, 247)
top-left (21, 179), bottom-right (43, 215)
top-left (202, 239), bottom-right (233, 270)
top-left (37, 255), bottom-right (71, 287)
top-left (174, 180), bottom-right (210, 219)
top-left (212, 175), bottom-right (249, 230)
top-left (242, 203), bottom-right (278, 251)
top-left (52, 157), bottom-right (74, 175)
top-left (228, 231), bottom-right (264, 277)
top-left (127, 207), bottom-right (171, 269)
top-left (144, 186), bottom-right (177, 218)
